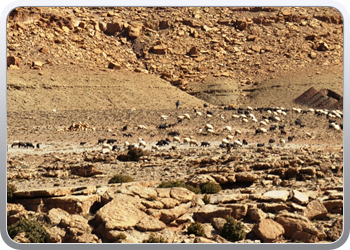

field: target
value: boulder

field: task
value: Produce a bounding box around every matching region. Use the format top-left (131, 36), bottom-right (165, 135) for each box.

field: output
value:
top-left (323, 200), bottom-right (343, 214)
top-left (292, 190), bottom-right (309, 205)
top-left (253, 219), bottom-right (285, 243)
top-left (260, 190), bottom-right (290, 202)
top-left (104, 21), bottom-right (123, 35)
top-left (135, 216), bottom-right (166, 232)
top-left (247, 207), bottom-right (267, 222)
top-left (291, 231), bottom-right (319, 243)
top-left (170, 187), bottom-right (195, 203)
top-left (194, 205), bottom-right (232, 222)
top-left (275, 212), bottom-right (312, 238)
top-left (209, 193), bottom-right (249, 204)
top-left (223, 204), bottom-right (248, 220)
top-left (95, 194), bottom-right (147, 232)
top-left (159, 202), bottom-right (192, 224)
top-left (152, 44), bottom-right (167, 54)
top-left (7, 56), bottom-right (20, 67)
top-left (7, 203), bottom-right (28, 226)
top-left (304, 199), bottom-right (328, 220)
top-left (127, 185), bottom-right (158, 200)
top-left (127, 23), bottom-right (143, 39)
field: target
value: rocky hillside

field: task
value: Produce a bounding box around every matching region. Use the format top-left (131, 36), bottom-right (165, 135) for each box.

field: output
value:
top-left (7, 7), bottom-right (343, 108)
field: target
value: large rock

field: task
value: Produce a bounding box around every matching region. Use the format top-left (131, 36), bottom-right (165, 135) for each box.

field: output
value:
top-left (247, 207), bottom-right (267, 222)
top-left (323, 200), bottom-right (343, 214)
top-left (127, 185), bottom-right (158, 200)
top-left (7, 56), bottom-right (20, 67)
top-left (127, 22), bottom-right (143, 39)
top-left (253, 219), bottom-right (285, 243)
top-left (304, 199), bottom-right (328, 220)
top-left (95, 194), bottom-right (147, 232)
top-left (159, 202), bottom-right (192, 224)
top-left (223, 204), bottom-right (248, 220)
top-left (170, 187), bottom-right (195, 203)
top-left (292, 190), bottom-right (309, 205)
top-left (275, 212), bottom-right (312, 238)
top-left (194, 205), bottom-right (232, 222)
top-left (135, 215), bottom-right (166, 232)
top-left (209, 193), bottom-right (249, 204)
top-left (7, 203), bottom-right (28, 226)
top-left (260, 190), bottom-right (290, 202)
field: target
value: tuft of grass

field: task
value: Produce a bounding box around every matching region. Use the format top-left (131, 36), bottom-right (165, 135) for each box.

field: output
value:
top-left (187, 222), bottom-right (205, 237)
top-left (200, 182), bottom-right (222, 194)
top-left (220, 216), bottom-right (246, 242)
top-left (7, 181), bottom-right (17, 203)
top-left (158, 180), bottom-right (201, 194)
top-left (108, 174), bottom-right (134, 184)
top-left (142, 233), bottom-right (168, 243)
top-left (7, 219), bottom-right (50, 243)
top-left (114, 233), bottom-right (127, 242)
top-left (127, 148), bottom-right (146, 161)
top-left (203, 194), bottom-right (211, 204)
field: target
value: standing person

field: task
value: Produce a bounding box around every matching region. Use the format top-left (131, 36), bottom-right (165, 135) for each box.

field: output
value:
top-left (176, 100), bottom-right (180, 109)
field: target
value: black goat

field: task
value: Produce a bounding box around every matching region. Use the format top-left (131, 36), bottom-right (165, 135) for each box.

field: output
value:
top-left (242, 139), bottom-right (248, 145)
top-left (288, 136), bottom-right (295, 142)
top-left (107, 139), bottom-right (117, 144)
top-left (158, 124), bottom-right (168, 129)
top-left (268, 139), bottom-right (275, 144)
top-left (168, 131), bottom-right (180, 136)
top-left (269, 125), bottom-right (277, 131)
top-left (257, 143), bottom-right (265, 147)
top-left (123, 133), bottom-right (133, 137)
top-left (98, 139), bottom-right (106, 144)
top-left (200, 142), bottom-right (210, 147)
top-left (26, 142), bottom-right (35, 148)
top-left (156, 140), bottom-right (169, 146)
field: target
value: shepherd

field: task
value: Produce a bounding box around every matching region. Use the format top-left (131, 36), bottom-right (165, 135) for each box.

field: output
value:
top-left (176, 100), bottom-right (180, 109)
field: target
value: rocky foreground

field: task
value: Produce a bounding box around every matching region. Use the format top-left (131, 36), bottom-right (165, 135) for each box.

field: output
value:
top-left (7, 141), bottom-right (343, 243)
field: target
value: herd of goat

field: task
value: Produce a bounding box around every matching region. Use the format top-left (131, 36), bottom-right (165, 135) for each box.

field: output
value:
top-left (9, 105), bottom-right (343, 153)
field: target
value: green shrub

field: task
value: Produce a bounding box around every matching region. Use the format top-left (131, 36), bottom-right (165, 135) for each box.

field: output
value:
top-left (203, 194), bottom-right (210, 204)
top-left (185, 184), bottom-right (201, 194)
top-left (200, 182), bottom-right (222, 194)
top-left (7, 181), bottom-right (16, 203)
top-left (158, 180), bottom-right (201, 194)
top-left (187, 222), bottom-right (205, 237)
top-left (220, 216), bottom-right (246, 242)
top-left (7, 219), bottom-right (50, 243)
top-left (114, 233), bottom-right (127, 242)
top-left (158, 180), bottom-right (185, 188)
top-left (142, 233), bottom-right (168, 243)
top-left (127, 148), bottom-right (146, 161)
top-left (108, 174), bottom-right (134, 184)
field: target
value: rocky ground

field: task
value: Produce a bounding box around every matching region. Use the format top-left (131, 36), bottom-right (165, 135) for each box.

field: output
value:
top-left (7, 7), bottom-right (343, 245)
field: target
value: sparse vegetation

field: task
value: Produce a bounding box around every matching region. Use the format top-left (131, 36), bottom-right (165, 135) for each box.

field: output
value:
top-left (142, 233), bottom-right (168, 243)
top-left (158, 180), bottom-right (201, 194)
top-left (220, 216), bottom-right (246, 242)
top-left (7, 219), bottom-right (50, 243)
top-left (7, 181), bottom-right (16, 203)
top-left (108, 174), bottom-right (134, 184)
top-left (200, 182), bottom-right (222, 194)
top-left (187, 222), bottom-right (205, 237)
top-left (114, 233), bottom-right (127, 242)
top-left (203, 194), bottom-right (211, 204)
top-left (127, 148), bottom-right (146, 161)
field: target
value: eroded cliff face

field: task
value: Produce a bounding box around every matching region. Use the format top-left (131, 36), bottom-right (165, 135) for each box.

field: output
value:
top-left (7, 7), bottom-right (343, 88)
